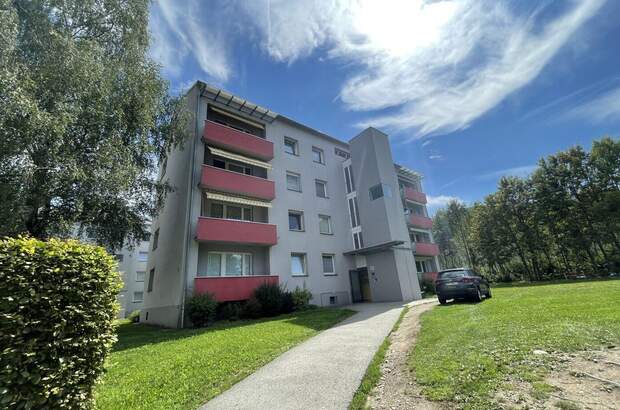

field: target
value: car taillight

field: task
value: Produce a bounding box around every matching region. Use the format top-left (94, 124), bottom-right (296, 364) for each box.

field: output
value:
top-left (460, 277), bottom-right (476, 283)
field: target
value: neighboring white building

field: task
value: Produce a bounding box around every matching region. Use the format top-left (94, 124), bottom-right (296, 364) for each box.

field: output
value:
top-left (141, 82), bottom-right (440, 328)
top-left (114, 235), bottom-right (150, 318)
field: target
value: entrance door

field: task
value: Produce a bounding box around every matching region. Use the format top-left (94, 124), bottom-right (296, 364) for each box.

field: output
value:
top-left (349, 268), bottom-right (372, 303)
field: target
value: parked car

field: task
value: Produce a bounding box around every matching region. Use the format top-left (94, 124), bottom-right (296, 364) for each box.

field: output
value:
top-left (435, 268), bottom-right (491, 304)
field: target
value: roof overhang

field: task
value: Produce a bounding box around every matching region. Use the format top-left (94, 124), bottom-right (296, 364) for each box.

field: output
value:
top-left (343, 240), bottom-right (405, 256)
top-left (197, 81), bottom-right (278, 123)
top-left (394, 164), bottom-right (423, 182)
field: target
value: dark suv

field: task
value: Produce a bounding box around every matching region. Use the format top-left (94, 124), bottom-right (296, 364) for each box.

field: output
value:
top-left (435, 268), bottom-right (491, 304)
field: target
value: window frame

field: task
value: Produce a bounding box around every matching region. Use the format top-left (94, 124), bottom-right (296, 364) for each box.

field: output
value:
top-left (136, 271), bottom-right (146, 282)
top-left (288, 210), bottom-right (305, 231)
top-left (369, 183), bottom-right (393, 201)
top-left (284, 137), bottom-right (299, 156)
top-left (286, 171), bottom-right (302, 192)
top-left (152, 228), bottom-right (159, 250)
top-left (315, 179), bottom-right (328, 198)
top-left (318, 214), bottom-right (333, 235)
top-left (147, 268), bottom-right (155, 292)
top-left (290, 253), bottom-right (307, 277)
top-left (208, 201), bottom-right (253, 221)
top-left (348, 197), bottom-right (360, 228)
top-left (138, 251), bottom-right (148, 262)
top-left (202, 252), bottom-right (253, 277)
top-left (133, 291), bottom-right (144, 303)
top-left (312, 146), bottom-right (325, 164)
top-left (321, 253), bottom-right (336, 275)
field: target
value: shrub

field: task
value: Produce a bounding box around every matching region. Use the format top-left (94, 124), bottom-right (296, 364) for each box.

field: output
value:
top-left (127, 310), bottom-right (140, 323)
top-left (0, 237), bottom-right (121, 409)
top-left (187, 293), bottom-right (217, 327)
top-left (217, 302), bottom-right (241, 321)
top-left (291, 287), bottom-right (313, 310)
top-left (281, 291), bottom-right (294, 314)
top-left (240, 297), bottom-right (263, 319)
top-left (253, 282), bottom-right (285, 316)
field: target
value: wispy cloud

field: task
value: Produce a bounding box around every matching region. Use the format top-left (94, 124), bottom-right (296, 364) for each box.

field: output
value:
top-left (426, 194), bottom-right (464, 215)
top-left (428, 154), bottom-right (443, 160)
top-left (564, 85), bottom-right (620, 123)
top-left (477, 165), bottom-right (537, 180)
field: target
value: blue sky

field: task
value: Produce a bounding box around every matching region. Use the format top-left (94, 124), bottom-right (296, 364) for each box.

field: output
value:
top-left (149, 0), bottom-right (620, 214)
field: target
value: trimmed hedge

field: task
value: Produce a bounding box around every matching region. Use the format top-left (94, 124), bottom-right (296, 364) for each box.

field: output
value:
top-left (0, 237), bottom-right (121, 409)
top-left (187, 293), bottom-right (217, 327)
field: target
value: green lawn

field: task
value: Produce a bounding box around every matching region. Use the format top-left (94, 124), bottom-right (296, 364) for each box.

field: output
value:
top-left (95, 308), bottom-right (354, 410)
top-left (410, 280), bottom-right (620, 408)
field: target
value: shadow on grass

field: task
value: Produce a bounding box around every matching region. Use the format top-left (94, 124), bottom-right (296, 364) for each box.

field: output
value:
top-left (491, 277), bottom-right (619, 288)
top-left (113, 308), bottom-right (355, 353)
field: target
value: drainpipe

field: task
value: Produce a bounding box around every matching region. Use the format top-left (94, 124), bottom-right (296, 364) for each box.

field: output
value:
top-left (178, 83), bottom-right (203, 328)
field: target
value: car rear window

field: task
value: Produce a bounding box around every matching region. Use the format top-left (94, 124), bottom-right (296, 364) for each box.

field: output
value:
top-left (438, 270), bottom-right (468, 279)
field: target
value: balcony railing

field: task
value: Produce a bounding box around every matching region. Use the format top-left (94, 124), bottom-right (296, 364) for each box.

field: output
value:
top-left (194, 275), bottom-right (279, 302)
top-left (408, 215), bottom-right (433, 229)
top-left (196, 217), bottom-right (277, 246)
top-left (203, 120), bottom-right (274, 161)
top-left (413, 242), bottom-right (440, 256)
top-left (201, 165), bottom-right (275, 201)
top-left (402, 187), bottom-right (427, 204)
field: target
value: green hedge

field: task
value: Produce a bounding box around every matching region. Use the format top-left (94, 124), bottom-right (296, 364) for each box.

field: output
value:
top-left (0, 237), bottom-right (121, 409)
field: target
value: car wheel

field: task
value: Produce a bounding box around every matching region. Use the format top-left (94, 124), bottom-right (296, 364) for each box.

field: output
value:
top-left (472, 287), bottom-right (482, 302)
top-left (438, 296), bottom-right (447, 305)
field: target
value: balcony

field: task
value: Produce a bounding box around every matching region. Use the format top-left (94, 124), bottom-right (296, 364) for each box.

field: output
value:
top-left (408, 215), bottom-right (433, 229)
top-left (203, 120), bottom-right (274, 161)
top-left (402, 187), bottom-right (427, 204)
top-left (414, 242), bottom-right (440, 256)
top-left (201, 165), bottom-right (275, 201)
top-left (196, 217), bottom-right (277, 246)
top-left (194, 275), bottom-right (279, 302)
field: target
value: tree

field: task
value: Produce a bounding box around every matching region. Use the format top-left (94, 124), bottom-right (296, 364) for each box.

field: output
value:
top-left (0, 0), bottom-right (190, 249)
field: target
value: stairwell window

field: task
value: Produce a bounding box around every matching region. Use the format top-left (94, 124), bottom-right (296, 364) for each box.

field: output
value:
top-left (344, 165), bottom-right (355, 193)
top-left (348, 197), bottom-right (360, 228)
top-left (147, 268), bottom-right (155, 292)
top-left (152, 228), bottom-right (159, 250)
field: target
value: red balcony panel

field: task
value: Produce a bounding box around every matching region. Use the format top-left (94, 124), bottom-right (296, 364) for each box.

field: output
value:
top-left (414, 242), bottom-right (440, 256)
top-left (201, 165), bottom-right (275, 201)
top-left (194, 275), bottom-right (279, 302)
top-left (409, 215), bottom-right (433, 229)
top-left (403, 187), bottom-right (427, 204)
top-left (196, 217), bottom-right (277, 246)
top-left (203, 120), bottom-right (274, 161)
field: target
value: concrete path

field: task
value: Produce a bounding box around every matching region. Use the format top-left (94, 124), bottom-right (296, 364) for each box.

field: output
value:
top-left (201, 299), bottom-right (436, 410)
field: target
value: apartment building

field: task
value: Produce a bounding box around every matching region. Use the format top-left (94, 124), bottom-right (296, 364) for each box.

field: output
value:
top-left (141, 81), bottom-right (440, 328)
top-left (114, 236), bottom-right (150, 318)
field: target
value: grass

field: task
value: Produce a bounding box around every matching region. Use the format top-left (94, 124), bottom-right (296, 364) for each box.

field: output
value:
top-left (409, 280), bottom-right (620, 408)
top-left (349, 306), bottom-right (410, 410)
top-left (95, 308), bottom-right (354, 410)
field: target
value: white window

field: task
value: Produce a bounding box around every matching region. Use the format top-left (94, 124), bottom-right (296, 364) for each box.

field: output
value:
top-left (284, 137), bottom-right (298, 155)
top-left (152, 228), bottom-right (159, 250)
top-left (318, 215), bottom-right (332, 234)
top-left (208, 202), bottom-right (253, 221)
top-left (344, 166), bottom-right (355, 193)
top-left (288, 210), bottom-right (304, 231)
top-left (286, 172), bottom-right (301, 192)
top-left (291, 253), bottom-right (307, 276)
top-left (369, 183), bottom-right (393, 200)
top-left (312, 147), bottom-right (324, 164)
top-left (322, 254), bottom-right (335, 275)
top-left (138, 252), bottom-right (148, 262)
top-left (136, 271), bottom-right (146, 282)
top-left (353, 232), bottom-right (364, 250)
top-left (133, 291), bottom-right (144, 303)
top-left (348, 197), bottom-right (360, 228)
top-left (203, 252), bottom-right (253, 277)
top-left (315, 180), bottom-right (327, 198)
top-left (335, 148), bottom-right (350, 159)
top-left (212, 157), bottom-right (253, 175)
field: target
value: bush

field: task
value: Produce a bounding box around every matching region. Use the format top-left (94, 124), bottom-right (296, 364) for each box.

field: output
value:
top-left (240, 297), bottom-right (263, 319)
top-left (187, 293), bottom-right (217, 327)
top-left (281, 291), bottom-right (294, 314)
top-left (127, 310), bottom-right (140, 323)
top-left (0, 237), bottom-right (121, 409)
top-left (217, 302), bottom-right (241, 321)
top-left (291, 287), bottom-right (313, 310)
top-left (253, 282), bottom-right (286, 316)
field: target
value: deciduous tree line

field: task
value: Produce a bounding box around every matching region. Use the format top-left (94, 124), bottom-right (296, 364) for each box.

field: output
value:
top-left (433, 137), bottom-right (620, 282)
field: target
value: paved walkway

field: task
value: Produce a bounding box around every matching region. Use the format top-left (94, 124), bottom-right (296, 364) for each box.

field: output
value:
top-left (201, 299), bottom-right (436, 410)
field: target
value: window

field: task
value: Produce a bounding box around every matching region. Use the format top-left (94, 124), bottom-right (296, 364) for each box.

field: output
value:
top-left (115, 254), bottom-right (124, 263)
top-left (329, 296), bottom-right (337, 304)
top-left (147, 268), bottom-right (155, 292)
top-left (344, 166), bottom-right (355, 193)
top-left (286, 172), bottom-right (301, 192)
top-left (318, 215), bottom-right (332, 234)
top-left (152, 228), bottom-right (159, 250)
top-left (315, 180), bottom-right (327, 198)
top-left (348, 197), bottom-right (360, 228)
top-left (312, 147), bottom-right (324, 164)
top-left (353, 232), bottom-right (364, 250)
top-left (133, 291), bottom-right (144, 303)
top-left (335, 148), bottom-right (350, 159)
top-left (291, 253), bottom-right (307, 276)
top-left (202, 252), bottom-right (253, 277)
top-left (369, 183), bottom-right (393, 200)
top-left (210, 203), bottom-right (224, 218)
top-left (226, 205), bottom-right (242, 220)
top-left (288, 211), bottom-right (304, 231)
top-left (136, 271), bottom-right (146, 282)
top-left (284, 137), bottom-right (298, 155)
top-left (322, 254), bottom-right (335, 275)
top-left (138, 252), bottom-right (148, 262)
top-left (209, 202), bottom-right (252, 221)
top-left (211, 157), bottom-right (253, 175)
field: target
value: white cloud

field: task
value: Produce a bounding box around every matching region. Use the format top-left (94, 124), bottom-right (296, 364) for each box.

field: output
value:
top-left (427, 195), bottom-right (463, 207)
top-left (565, 85), bottom-right (620, 123)
top-left (478, 165), bottom-right (537, 180)
top-left (429, 154), bottom-right (443, 160)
